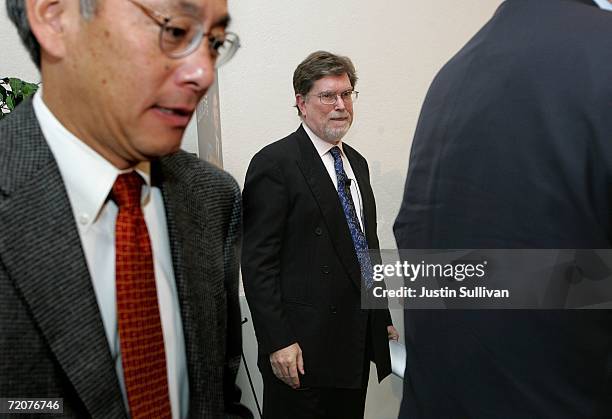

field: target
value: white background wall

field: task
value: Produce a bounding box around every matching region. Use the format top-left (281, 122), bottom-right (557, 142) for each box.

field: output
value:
top-left (1, 0), bottom-right (503, 417)
top-left (0, 1), bottom-right (39, 82)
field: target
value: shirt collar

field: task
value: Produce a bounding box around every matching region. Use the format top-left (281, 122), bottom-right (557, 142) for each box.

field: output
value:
top-left (33, 89), bottom-right (152, 232)
top-left (593, 0), bottom-right (612, 11)
top-left (301, 122), bottom-right (346, 158)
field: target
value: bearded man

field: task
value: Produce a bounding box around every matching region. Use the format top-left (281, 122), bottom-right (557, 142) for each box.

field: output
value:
top-left (242, 50), bottom-right (398, 419)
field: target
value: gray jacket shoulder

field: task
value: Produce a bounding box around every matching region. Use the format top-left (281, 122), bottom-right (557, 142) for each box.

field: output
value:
top-left (159, 150), bottom-right (240, 201)
top-left (0, 100), bottom-right (53, 196)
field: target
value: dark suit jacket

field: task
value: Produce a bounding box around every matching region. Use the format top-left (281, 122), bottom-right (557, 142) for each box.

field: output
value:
top-left (394, 0), bottom-right (612, 418)
top-left (0, 101), bottom-right (249, 418)
top-left (242, 125), bottom-right (392, 389)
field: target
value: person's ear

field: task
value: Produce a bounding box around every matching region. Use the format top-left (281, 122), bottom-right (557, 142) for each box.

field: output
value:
top-left (296, 94), bottom-right (307, 116)
top-left (26, 0), bottom-right (70, 61)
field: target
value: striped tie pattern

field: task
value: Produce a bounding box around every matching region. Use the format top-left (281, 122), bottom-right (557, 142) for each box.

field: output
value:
top-left (113, 172), bottom-right (172, 419)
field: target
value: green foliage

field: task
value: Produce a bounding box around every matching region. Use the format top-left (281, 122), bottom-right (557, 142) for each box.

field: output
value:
top-left (0, 77), bottom-right (39, 120)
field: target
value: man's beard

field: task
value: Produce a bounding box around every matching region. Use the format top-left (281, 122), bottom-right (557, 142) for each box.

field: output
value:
top-left (322, 114), bottom-right (352, 143)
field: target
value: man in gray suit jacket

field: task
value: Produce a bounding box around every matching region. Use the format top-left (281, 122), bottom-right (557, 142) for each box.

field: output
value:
top-left (1, 0), bottom-right (250, 418)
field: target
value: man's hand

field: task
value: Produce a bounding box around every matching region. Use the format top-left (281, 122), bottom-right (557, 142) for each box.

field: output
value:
top-left (387, 325), bottom-right (400, 341)
top-left (269, 343), bottom-right (305, 389)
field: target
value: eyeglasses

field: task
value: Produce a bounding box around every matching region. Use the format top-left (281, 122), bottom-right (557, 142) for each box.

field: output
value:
top-left (310, 90), bottom-right (359, 105)
top-left (127, 0), bottom-right (240, 67)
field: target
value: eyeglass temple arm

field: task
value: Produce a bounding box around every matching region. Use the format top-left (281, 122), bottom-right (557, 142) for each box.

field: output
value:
top-left (127, 0), bottom-right (170, 27)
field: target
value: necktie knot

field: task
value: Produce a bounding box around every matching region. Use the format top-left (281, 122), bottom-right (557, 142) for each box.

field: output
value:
top-left (329, 146), bottom-right (342, 162)
top-left (112, 172), bottom-right (144, 209)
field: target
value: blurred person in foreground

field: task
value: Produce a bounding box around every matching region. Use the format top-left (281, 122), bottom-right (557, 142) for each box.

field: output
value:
top-left (394, 0), bottom-right (612, 418)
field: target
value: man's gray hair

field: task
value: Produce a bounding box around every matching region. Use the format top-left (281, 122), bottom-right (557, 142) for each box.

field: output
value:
top-left (293, 51), bottom-right (358, 116)
top-left (6, 0), bottom-right (98, 69)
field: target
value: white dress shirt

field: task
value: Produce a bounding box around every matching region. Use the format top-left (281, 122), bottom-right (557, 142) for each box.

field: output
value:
top-left (33, 90), bottom-right (188, 419)
top-left (593, 0), bottom-right (612, 11)
top-left (302, 123), bottom-right (365, 231)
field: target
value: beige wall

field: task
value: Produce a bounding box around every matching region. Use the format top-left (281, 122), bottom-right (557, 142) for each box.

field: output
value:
top-left (0, 1), bottom-right (39, 83)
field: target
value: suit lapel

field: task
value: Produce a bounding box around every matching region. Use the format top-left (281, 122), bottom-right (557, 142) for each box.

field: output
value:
top-left (0, 104), bottom-right (126, 418)
top-left (294, 126), bottom-right (363, 291)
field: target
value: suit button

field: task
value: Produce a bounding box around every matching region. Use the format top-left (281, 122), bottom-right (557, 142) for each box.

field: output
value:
top-left (321, 265), bottom-right (329, 274)
top-left (330, 305), bottom-right (337, 314)
top-left (315, 227), bottom-right (323, 236)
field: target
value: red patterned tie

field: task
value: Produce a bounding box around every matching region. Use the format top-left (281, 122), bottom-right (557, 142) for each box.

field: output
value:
top-left (113, 172), bottom-right (172, 419)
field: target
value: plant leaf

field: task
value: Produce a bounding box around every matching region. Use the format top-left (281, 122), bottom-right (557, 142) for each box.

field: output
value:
top-left (8, 78), bottom-right (22, 95)
top-left (0, 78), bottom-right (40, 117)
top-left (21, 82), bottom-right (39, 97)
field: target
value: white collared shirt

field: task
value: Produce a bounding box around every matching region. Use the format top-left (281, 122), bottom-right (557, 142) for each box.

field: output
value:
top-left (302, 123), bottom-right (365, 232)
top-left (593, 0), bottom-right (612, 11)
top-left (33, 90), bottom-right (188, 419)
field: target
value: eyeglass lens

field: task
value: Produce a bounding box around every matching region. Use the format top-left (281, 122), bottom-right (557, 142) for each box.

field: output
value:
top-left (160, 18), bottom-right (239, 67)
top-left (320, 91), bottom-right (357, 105)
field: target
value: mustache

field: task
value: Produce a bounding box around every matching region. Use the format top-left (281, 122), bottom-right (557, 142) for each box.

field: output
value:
top-left (328, 112), bottom-right (350, 119)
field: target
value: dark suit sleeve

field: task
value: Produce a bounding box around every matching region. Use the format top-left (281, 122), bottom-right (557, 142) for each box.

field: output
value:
top-left (383, 308), bottom-right (392, 327)
top-left (222, 182), bottom-right (253, 418)
top-left (241, 151), bottom-right (296, 355)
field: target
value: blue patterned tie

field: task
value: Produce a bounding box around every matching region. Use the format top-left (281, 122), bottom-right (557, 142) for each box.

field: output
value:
top-left (329, 146), bottom-right (374, 289)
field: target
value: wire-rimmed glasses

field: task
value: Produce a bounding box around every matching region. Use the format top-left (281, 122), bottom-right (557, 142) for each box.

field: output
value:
top-left (127, 0), bottom-right (240, 67)
top-left (311, 90), bottom-right (359, 105)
